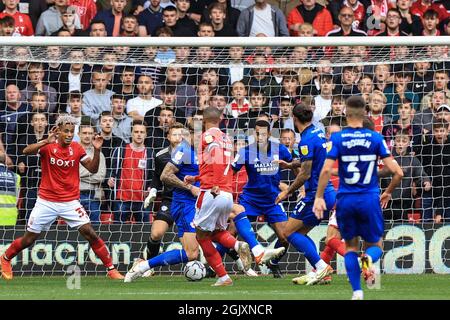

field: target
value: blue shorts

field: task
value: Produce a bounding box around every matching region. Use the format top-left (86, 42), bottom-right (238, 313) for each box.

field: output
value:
top-left (336, 193), bottom-right (384, 243)
top-left (290, 190), bottom-right (336, 227)
top-left (171, 200), bottom-right (196, 237)
top-left (239, 196), bottom-right (288, 224)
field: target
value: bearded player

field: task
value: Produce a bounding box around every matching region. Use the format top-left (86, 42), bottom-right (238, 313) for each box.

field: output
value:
top-left (0, 115), bottom-right (124, 280)
top-left (184, 106), bottom-right (252, 287)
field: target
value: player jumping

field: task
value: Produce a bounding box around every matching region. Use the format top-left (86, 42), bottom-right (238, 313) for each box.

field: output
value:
top-left (0, 115), bottom-right (124, 280)
top-left (313, 96), bottom-right (403, 300)
top-left (275, 103), bottom-right (335, 286)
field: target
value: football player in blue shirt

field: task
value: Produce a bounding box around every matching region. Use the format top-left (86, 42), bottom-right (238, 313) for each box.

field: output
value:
top-left (230, 120), bottom-right (292, 268)
top-left (313, 96), bottom-right (403, 300)
top-left (275, 103), bottom-right (337, 285)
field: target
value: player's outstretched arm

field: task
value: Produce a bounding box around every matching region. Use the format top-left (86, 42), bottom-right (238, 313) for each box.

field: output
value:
top-left (275, 160), bottom-right (312, 204)
top-left (313, 159), bottom-right (335, 219)
top-left (80, 134), bottom-right (103, 174)
top-left (162, 162), bottom-right (199, 196)
top-left (23, 126), bottom-right (58, 155)
top-left (380, 156), bottom-right (404, 209)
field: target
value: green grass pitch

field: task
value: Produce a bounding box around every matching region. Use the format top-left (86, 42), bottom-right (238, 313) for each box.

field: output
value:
top-left (0, 274), bottom-right (449, 300)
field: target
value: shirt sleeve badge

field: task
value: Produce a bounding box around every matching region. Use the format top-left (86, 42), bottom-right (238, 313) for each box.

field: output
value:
top-left (205, 134), bottom-right (214, 144)
top-left (300, 145), bottom-right (309, 156)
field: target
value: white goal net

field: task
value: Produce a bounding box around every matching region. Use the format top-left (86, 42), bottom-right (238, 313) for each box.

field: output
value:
top-left (0, 37), bottom-right (448, 276)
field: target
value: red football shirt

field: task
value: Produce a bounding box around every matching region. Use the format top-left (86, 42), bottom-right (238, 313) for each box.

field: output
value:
top-left (411, 1), bottom-right (450, 22)
top-left (69, 0), bottom-right (98, 30)
top-left (38, 141), bottom-right (88, 202)
top-left (198, 128), bottom-right (234, 193)
top-left (116, 144), bottom-right (146, 201)
top-left (0, 11), bottom-right (34, 36)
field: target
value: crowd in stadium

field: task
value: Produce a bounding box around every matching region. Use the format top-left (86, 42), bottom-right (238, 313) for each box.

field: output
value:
top-left (0, 0), bottom-right (449, 225)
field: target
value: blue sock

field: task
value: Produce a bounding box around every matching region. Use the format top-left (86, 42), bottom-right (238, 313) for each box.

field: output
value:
top-left (287, 233), bottom-right (320, 267)
top-left (148, 249), bottom-right (188, 268)
top-left (233, 212), bottom-right (259, 249)
top-left (344, 251), bottom-right (362, 292)
top-left (366, 246), bottom-right (382, 263)
top-left (215, 243), bottom-right (229, 257)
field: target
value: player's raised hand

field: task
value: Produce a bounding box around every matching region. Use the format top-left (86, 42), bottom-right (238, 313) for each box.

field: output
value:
top-left (144, 188), bottom-right (158, 208)
top-left (184, 175), bottom-right (197, 185)
top-left (380, 192), bottom-right (392, 209)
top-left (313, 197), bottom-right (326, 220)
top-left (275, 190), bottom-right (289, 204)
top-left (47, 126), bottom-right (58, 143)
top-left (92, 134), bottom-right (104, 150)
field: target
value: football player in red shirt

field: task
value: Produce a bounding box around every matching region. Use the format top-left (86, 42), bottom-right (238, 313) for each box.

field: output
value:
top-left (0, 115), bottom-right (124, 280)
top-left (184, 107), bottom-right (252, 286)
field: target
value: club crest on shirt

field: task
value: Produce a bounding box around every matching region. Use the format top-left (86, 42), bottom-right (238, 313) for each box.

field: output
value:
top-left (205, 135), bottom-right (213, 144)
top-left (69, 147), bottom-right (73, 156)
top-left (326, 141), bottom-right (332, 152)
top-left (300, 145), bottom-right (309, 156)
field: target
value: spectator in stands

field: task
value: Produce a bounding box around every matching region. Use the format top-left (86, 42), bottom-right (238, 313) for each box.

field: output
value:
top-left (0, 0), bottom-right (34, 36)
top-left (368, 90), bottom-right (391, 133)
top-left (242, 53), bottom-right (280, 99)
top-left (78, 121), bottom-right (107, 224)
top-left (414, 119), bottom-right (450, 223)
top-left (321, 94), bottom-right (347, 129)
top-left (334, 65), bottom-right (360, 98)
top-left (358, 74), bottom-right (375, 103)
top-left (154, 27), bottom-right (176, 64)
top-left (435, 104), bottom-right (450, 127)
top-left (144, 85), bottom-right (185, 126)
top-left (66, 91), bottom-right (83, 139)
top-left (326, 6), bottom-right (367, 36)
top-left (382, 129), bottom-right (431, 221)
top-left (120, 13), bottom-right (139, 36)
top-left (173, 0), bottom-right (198, 36)
top-left (272, 97), bottom-right (295, 133)
top-left (237, 0), bottom-right (289, 37)
top-left (161, 5), bottom-right (192, 36)
top-left (112, 67), bottom-right (138, 102)
top-left (109, 94), bottom-right (133, 143)
top-left (224, 46), bottom-right (247, 85)
top-left (382, 98), bottom-right (423, 150)
top-left (145, 106), bottom-right (174, 151)
top-left (16, 112), bottom-right (48, 219)
top-left (202, 0), bottom-right (240, 30)
top-left (342, 0), bottom-right (366, 30)
top-left (137, 0), bottom-right (164, 36)
top-left (377, 8), bottom-right (409, 36)
top-left (4, 47), bottom-right (30, 90)
top-left (397, 0), bottom-right (423, 36)
top-left (126, 74), bottom-right (162, 121)
top-left (414, 91), bottom-right (447, 134)
top-left (421, 70), bottom-right (450, 111)
top-left (92, 0), bottom-right (127, 36)
top-left (225, 81), bottom-right (250, 119)
top-left (313, 73), bottom-right (334, 124)
top-left (108, 125), bottom-right (152, 223)
top-left (207, 2), bottom-right (236, 36)
top-left (411, 61), bottom-right (434, 98)
top-left (89, 18), bottom-right (107, 36)
top-left (373, 63), bottom-right (392, 92)
top-left (197, 21), bottom-right (214, 36)
top-left (82, 68), bottom-right (115, 123)
top-left (21, 62), bottom-right (58, 113)
top-left (35, 0), bottom-right (82, 36)
top-left (68, 0), bottom-right (97, 30)
top-left (287, 0), bottom-right (333, 37)
top-left (60, 49), bottom-right (92, 98)
top-left (422, 9), bottom-right (441, 36)
top-left (411, 0), bottom-right (450, 23)
top-left (384, 70), bottom-right (420, 119)
top-left (154, 66), bottom-right (197, 116)
top-left (52, 5), bottom-right (88, 36)
top-left (99, 111), bottom-right (126, 169)
top-left (0, 15), bottom-right (15, 36)
top-left (237, 89), bottom-right (269, 130)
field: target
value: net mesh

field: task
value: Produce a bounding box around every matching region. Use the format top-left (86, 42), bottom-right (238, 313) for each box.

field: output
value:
top-left (0, 42), bottom-right (448, 276)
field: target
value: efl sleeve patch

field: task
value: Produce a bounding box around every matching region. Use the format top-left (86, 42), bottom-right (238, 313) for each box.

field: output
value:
top-left (204, 134), bottom-right (214, 144)
top-left (300, 145), bottom-right (309, 156)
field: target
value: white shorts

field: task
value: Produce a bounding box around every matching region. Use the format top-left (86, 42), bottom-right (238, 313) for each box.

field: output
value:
top-left (193, 190), bottom-right (233, 232)
top-left (27, 197), bottom-right (91, 233)
top-left (328, 210), bottom-right (339, 228)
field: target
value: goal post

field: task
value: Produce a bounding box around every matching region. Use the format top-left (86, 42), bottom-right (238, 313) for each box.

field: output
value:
top-left (0, 36), bottom-right (448, 276)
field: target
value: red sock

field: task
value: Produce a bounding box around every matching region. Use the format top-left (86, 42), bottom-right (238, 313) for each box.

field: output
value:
top-left (91, 238), bottom-right (113, 269)
top-left (4, 237), bottom-right (24, 260)
top-left (320, 245), bottom-right (336, 265)
top-left (211, 230), bottom-right (237, 250)
top-left (328, 238), bottom-right (346, 257)
top-left (197, 236), bottom-right (227, 277)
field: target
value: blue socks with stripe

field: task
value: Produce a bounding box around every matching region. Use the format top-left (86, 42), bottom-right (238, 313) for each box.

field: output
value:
top-left (148, 249), bottom-right (189, 268)
top-left (233, 212), bottom-right (259, 249)
top-left (287, 232), bottom-right (320, 267)
top-left (344, 251), bottom-right (362, 292)
top-left (366, 246), bottom-right (382, 263)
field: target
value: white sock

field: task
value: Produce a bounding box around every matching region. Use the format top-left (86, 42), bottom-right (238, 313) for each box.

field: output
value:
top-left (137, 260), bottom-right (150, 273)
top-left (353, 290), bottom-right (364, 298)
top-left (315, 259), bottom-right (328, 271)
top-left (251, 244), bottom-right (264, 257)
top-left (219, 274), bottom-right (231, 282)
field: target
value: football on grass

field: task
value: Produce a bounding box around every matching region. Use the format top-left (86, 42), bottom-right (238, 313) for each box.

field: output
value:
top-left (184, 261), bottom-right (206, 281)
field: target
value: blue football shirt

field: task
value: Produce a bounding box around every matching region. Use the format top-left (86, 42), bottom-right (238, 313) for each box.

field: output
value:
top-left (327, 127), bottom-right (391, 194)
top-left (232, 141), bottom-right (292, 206)
top-left (170, 139), bottom-right (199, 201)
